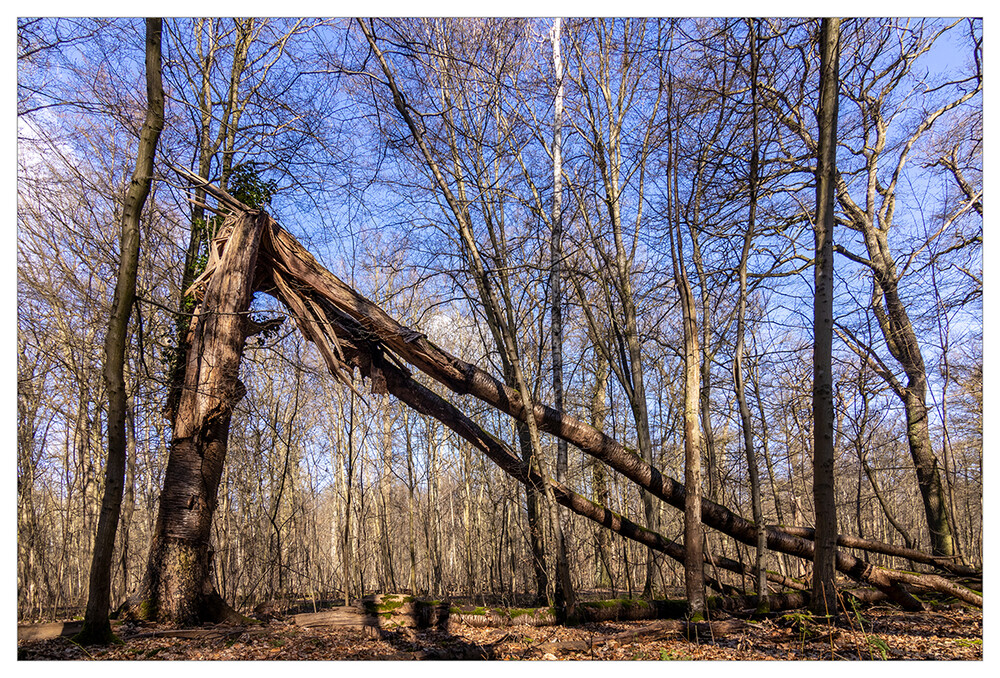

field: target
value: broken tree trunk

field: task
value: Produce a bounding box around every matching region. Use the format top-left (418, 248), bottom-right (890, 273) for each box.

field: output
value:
top-left (243, 214), bottom-right (940, 610)
top-left (128, 211), bottom-right (268, 625)
top-left (160, 182), bottom-right (979, 614)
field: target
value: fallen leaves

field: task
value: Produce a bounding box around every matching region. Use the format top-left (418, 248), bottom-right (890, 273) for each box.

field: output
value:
top-left (16, 605), bottom-right (982, 661)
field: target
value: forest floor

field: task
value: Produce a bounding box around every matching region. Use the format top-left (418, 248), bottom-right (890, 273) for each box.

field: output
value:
top-left (17, 604), bottom-right (982, 661)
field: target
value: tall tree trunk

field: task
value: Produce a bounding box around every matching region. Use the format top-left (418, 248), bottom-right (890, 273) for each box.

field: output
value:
top-left (548, 17), bottom-right (575, 616)
top-left (342, 391), bottom-right (355, 604)
top-left (404, 410), bottom-right (417, 594)
top-left (668, 103), bottom-right (706, 618)
top-left (379, 403), bottom-right (397, 592)
top-left (823, 19), bottom-right (977, 561)
top-left (811, 16), bottom-right (841, 617)
top-left (77, 17), bottom-right (164, 644)
top-left (360, 18), bottom-right (562, 606)
top-left (876, 273), bottom-right (955, 558)
top-left (427, 418), bottom-right (443, 596)
top-left (678, 258), bottom-right (705, 619)
top-left (516, 421), bottom-right (549, 603)
top-left (128, 211), bottom-right (266, 625)
top-left (733, 17), bottom-right (768, 613)
top-left (119, 408), bottom-right (137, 605)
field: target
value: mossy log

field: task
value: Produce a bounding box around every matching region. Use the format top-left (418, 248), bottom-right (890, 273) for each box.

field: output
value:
top-left (448, 604), bottom-right (557, 627)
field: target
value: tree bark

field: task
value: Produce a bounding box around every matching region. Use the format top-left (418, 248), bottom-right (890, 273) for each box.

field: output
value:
top-left (774, 525), bottom-right (976, 576)
top-left (77, 17), bottom-right (163, 645)
top-left (589, 337), bottom-right (613, 589)
top-left (811, 16), bottom-right (841, 616)
top-left (677, 224), bottom-right (706, 620)
top-left (128, 211), bottom-right (266, 625)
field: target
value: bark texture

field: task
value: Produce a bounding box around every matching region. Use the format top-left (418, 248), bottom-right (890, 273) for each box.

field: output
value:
top-left (129, 211), bottom-right (267, 625)
top-left (548, 16), bottom-right (575, 616)
top-left (734, 16), bottom-right (768, 613)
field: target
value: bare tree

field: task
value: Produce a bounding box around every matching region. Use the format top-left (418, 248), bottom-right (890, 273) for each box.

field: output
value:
top-left (563, 18), bottom-right (669, 597)
top-left (811, 16), bottom-right (840, 616)
top-left (76, 18), bottom-right (165, 645)
top-left (548, 17), bottom-right (575, 614)
top-left (733, 17), bottom-right (768, 612)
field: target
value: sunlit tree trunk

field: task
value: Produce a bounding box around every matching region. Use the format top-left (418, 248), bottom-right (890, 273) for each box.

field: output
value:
top-left (667, 97), bottom-right (706, 619)
top-left (589, 333), bottom-right (613, 590)
top-left (733, 16), bottom-right (768, 614)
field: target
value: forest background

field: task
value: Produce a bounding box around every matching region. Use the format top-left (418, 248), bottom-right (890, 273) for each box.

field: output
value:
top-left (12, 14), bottom-right (983, 632)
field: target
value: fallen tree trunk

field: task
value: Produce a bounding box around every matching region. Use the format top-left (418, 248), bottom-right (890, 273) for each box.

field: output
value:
top-left (774, 525), bottom-right (980, 577)
top-left (345, 334), bottom-right (805, 598)
top-left (448, 608), bottom-right (558, 628)
top-left (247, 214), bottom-right (935, 609)
top-left (713, 588), bottom-right (889, 613)
top-left (128, 627), bottom-right (251, 641)
top-left (167, 184), bottom-right (978, 613)
top-left (17, 621), bottom-right (85, 642)
top-left (882, 571), bottom-right (982, 607)
top-left (292, 607), bottom-right (378, 630)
